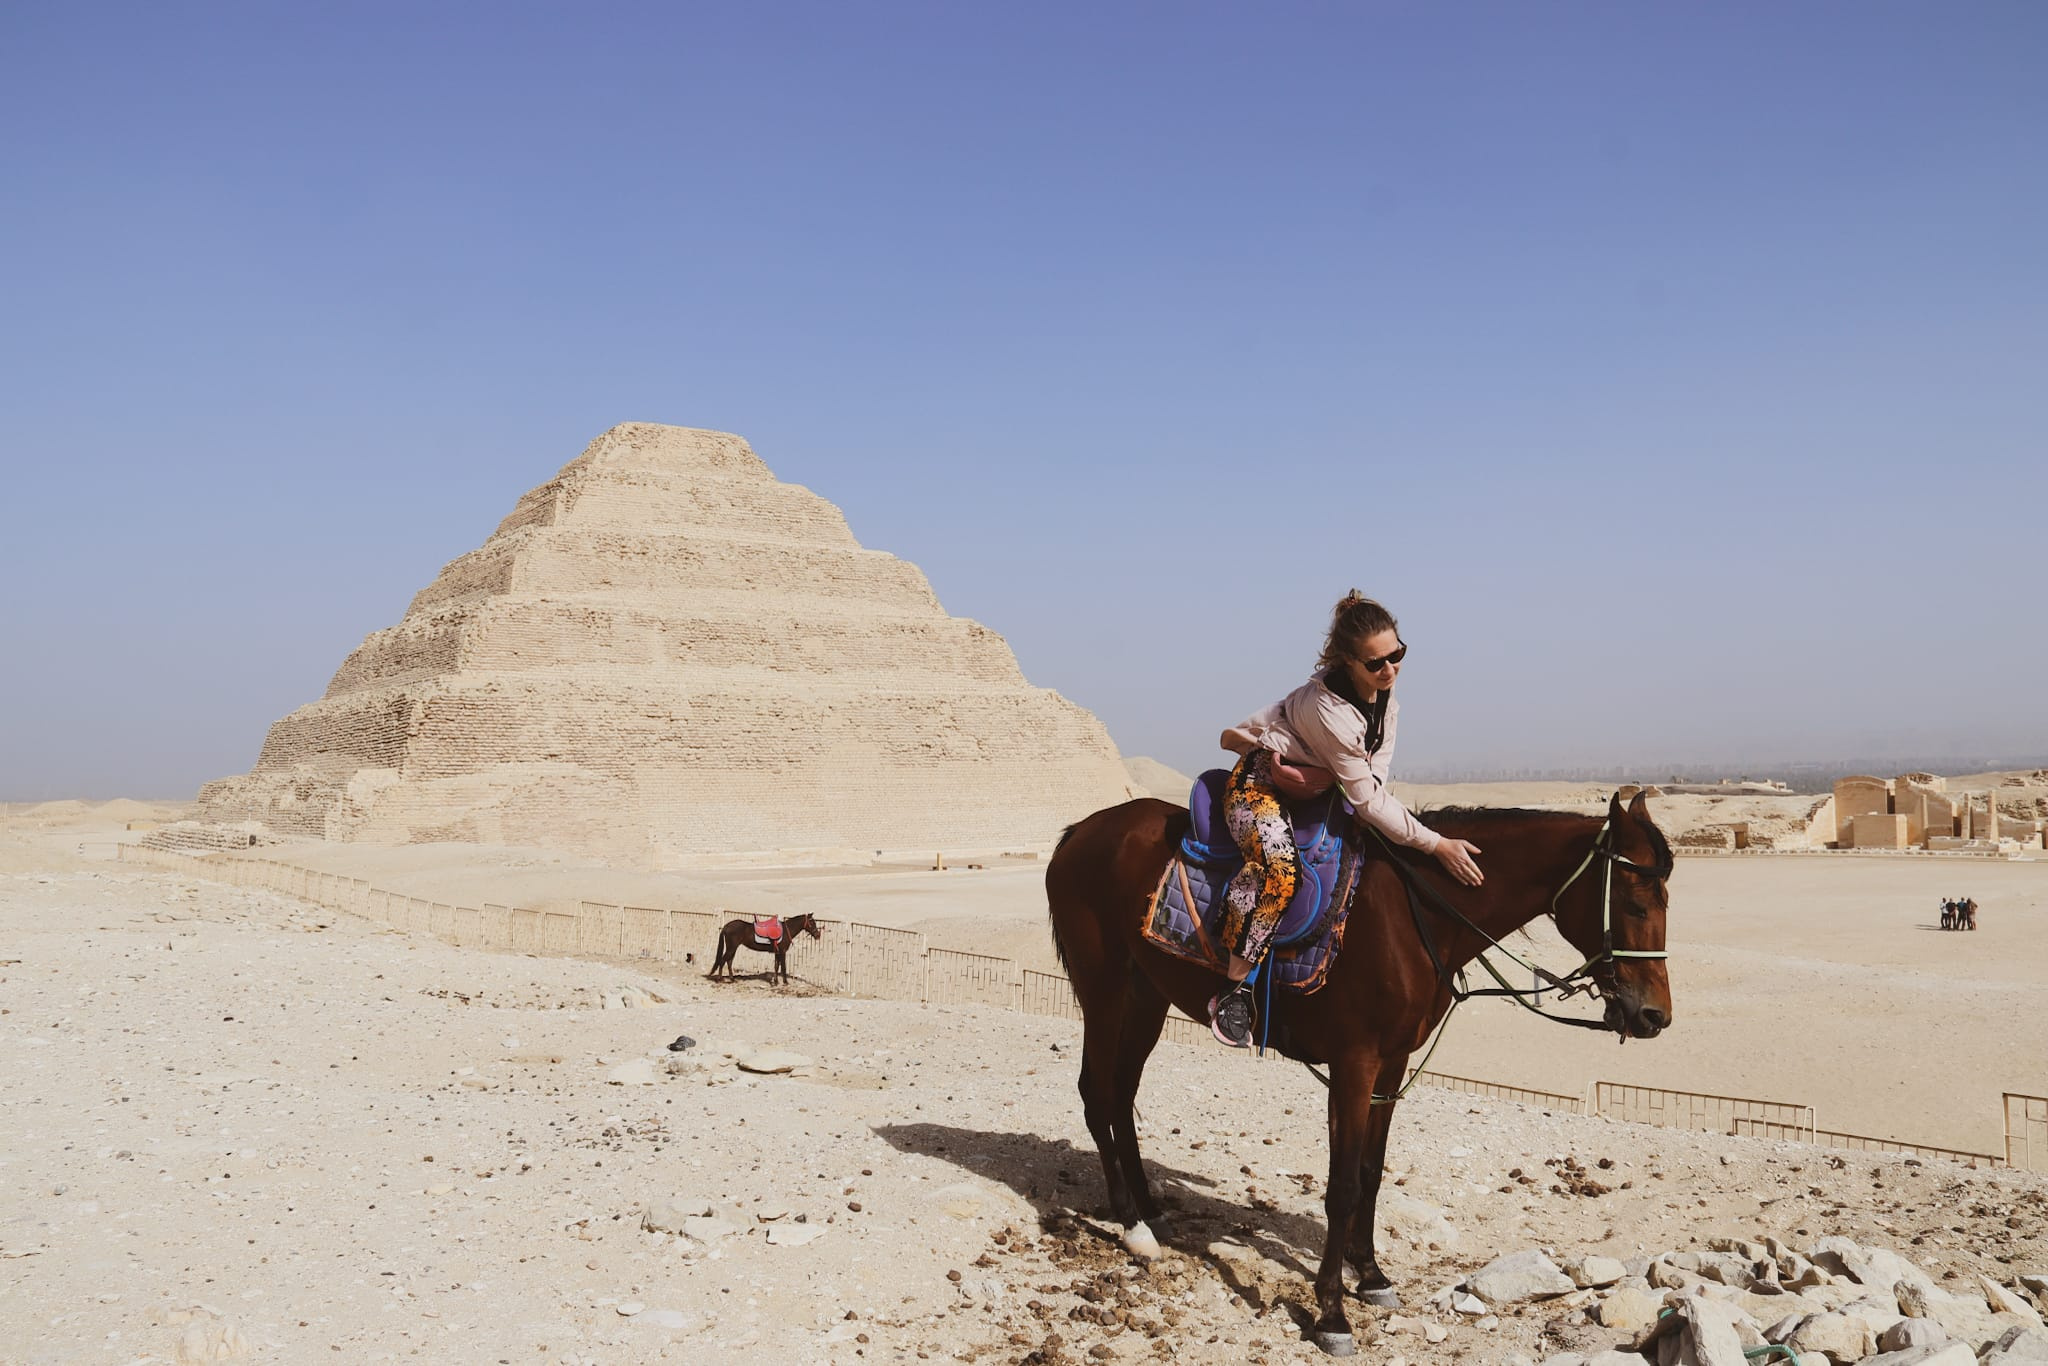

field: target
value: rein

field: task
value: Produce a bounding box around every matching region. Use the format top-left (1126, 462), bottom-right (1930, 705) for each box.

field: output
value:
top-left (1300, 812), bottom-right (1671, 1101)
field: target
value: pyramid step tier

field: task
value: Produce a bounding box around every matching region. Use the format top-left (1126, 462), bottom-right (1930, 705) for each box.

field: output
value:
top-left (327, 601), bottom-right (1025, 697)
top-left (254, 677), bottom-right (1116, 780)
top-left (405, 527), bottom-right (940, 617)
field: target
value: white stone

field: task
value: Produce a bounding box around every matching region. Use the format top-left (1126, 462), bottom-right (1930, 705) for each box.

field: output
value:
top-left (1468, 1250), bottom-right (1576, 1305)
top-left (1599, 1286), bottom-right (1665, 1333)
top-left (1568, 1255), bottom-right (1629, 1288)
top-left (607, 1059), bottom-right (657, 1086)
top-left (641, 1195), bottom-right (714, 1233)
top-left (1879, 1319), bottom-right (1949, 1353)
top-left (1787, 1311), bottom-right (1875, 1362)
top-left (615, 1301), bottom-right (643, 1316)
top-left (1983, 1278), bottom-right (2046, 1328)
top-left (1673, 1297), bottom-right (1750, 1366)
top-left (1375, 1190), bottom-right (1459, 1249)
top-left (765, 1222), bottom-right (824, 1247)
top-left (735, 1050), bottom-right (811, 1075)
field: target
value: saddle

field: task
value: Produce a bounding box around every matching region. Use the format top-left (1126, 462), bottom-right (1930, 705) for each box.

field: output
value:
top-left (1139, 769), bottom-right (1366, 994)
top-left (753, 916), bottom-right (784, 945)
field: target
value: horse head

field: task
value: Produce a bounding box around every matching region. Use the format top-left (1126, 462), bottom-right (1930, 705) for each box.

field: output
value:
top-left (1551, 790), bottom-right (1673, 1040)
top-left (801, 914), bottom-right (822, 939)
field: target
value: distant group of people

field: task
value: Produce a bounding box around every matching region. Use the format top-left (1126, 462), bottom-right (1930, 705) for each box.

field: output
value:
top-left (1939, 896), bottom-right (1978, 931)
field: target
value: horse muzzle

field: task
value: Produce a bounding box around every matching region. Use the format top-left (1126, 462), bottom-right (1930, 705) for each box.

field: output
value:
top-left (1603, 991), bottom-right (1670, 1040)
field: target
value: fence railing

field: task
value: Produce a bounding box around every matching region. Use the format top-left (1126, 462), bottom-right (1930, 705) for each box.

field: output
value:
top-left (1733, 1118), bottom-right (2002, 1167)
top-left (1418, 1070), bottom-right (1586, 1114)
top-left (118, 844), bottom-right (2026, 1167)
top-left (1594, 1081), bottom-right (1816, 1142)
top-left (2007, 1093), bottom-right (2048, 1172)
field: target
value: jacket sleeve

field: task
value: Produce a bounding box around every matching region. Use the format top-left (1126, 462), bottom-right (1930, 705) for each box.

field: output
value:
top-left (1332, 702), bottom-right (1441, 853)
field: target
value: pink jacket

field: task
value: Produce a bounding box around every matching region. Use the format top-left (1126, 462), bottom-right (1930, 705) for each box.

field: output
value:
top-left (1220, 676), bottom-right (1441, 853)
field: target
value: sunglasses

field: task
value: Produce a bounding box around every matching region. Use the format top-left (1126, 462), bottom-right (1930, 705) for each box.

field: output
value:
top-left (1356, 643), bottom-right (1406, 673)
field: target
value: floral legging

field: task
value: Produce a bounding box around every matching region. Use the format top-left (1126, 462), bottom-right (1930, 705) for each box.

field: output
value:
top-left (1221, 749), bottom-right (1301, 966)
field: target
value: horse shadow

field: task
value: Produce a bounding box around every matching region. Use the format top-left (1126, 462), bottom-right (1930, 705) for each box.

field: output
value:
top-left (871, 1120), bottom-right (1333, 1321)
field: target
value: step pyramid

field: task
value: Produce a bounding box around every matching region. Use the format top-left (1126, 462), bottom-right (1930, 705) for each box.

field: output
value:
top-left (198, 423), bottom-right (1136, 862)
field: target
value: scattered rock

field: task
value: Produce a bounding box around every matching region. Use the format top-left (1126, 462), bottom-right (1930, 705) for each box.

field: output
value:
top-left (1669, 1296), bottom-right (1750, 1366)
top-left (1566, 1254), bottom-right (1629, 1288)
top-left (666, 1034), bottom-right (696, 1052)
top-left (1880, 1319), bottom-right (1948, 1353)
top-left (1983, 1278), bottom-right (2046, 1329)
top-left (1861, 1344), bottom-right (1976, 1366)
top-left (1376, 1189), bottom-right (1460, 1249)
top-left (607, 1058), bottom-right (657, 1086)
top-left (1977, 1326), bottom-right (2048, 1365)
top-left (1468, 1249), bottom-right (1576, 1306)
top-left (1787, 1310), bottom-right (1876, 1363)
top-left (615, 1301), bottom-right (643, 1316)
top-left (765, 1223), bottom-right (825, 1247)
top-left (735, 1049), bottom-right (811, 1074)
top-left (173, 1315), bottom-right (250, 1364)
top-left (1598, 1285), bottom-right (1664, 1333)
top-left (641, 1195), bottom-right (713, 1234)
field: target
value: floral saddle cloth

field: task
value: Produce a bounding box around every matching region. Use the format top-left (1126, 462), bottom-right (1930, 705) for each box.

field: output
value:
top-left (1139, 769), bottom-right (1365, 995)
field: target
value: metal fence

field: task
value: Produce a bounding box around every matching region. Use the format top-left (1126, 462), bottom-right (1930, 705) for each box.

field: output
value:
top-left (1733, 1118), bottom-right (2002, 1167)
top-left (928, 947), bottom-right (1019, 1009)
top-left (116, 844), bottom-right (2028, 1167)
top-left (1418, 1070), bottom-right (1586, 1114)
top-left (1594, 1082), bottom-right (1815, 1141)
top-left (2007, 1093), bottom-right (2048, 1172)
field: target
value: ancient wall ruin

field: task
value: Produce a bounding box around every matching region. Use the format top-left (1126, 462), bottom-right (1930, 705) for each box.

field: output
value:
top-left (199, 424), bottom-right (1137, 863)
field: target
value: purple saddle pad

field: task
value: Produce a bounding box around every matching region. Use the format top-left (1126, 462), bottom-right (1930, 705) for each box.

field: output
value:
top-left (1178, 768), bottom-right (1351, 952)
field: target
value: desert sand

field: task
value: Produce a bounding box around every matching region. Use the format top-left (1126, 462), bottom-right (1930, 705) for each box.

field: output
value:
top-left (5, 798), bottom-right (2045, 1365)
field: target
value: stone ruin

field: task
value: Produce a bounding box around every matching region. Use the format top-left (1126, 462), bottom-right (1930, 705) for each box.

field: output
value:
top-left (198, 423), bottom-right (1135, 864)
top-left (1831, 773), bottom-right (2046, 853)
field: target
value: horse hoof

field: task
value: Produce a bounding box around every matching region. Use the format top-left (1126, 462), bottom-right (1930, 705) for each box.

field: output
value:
top-left (1123, 1221), bottom-right (1162, 1261)
top-left (1314, 1330), bottom-right (1356, 1357)
top-left (1356, 1287), bottom-right (1401, 1308)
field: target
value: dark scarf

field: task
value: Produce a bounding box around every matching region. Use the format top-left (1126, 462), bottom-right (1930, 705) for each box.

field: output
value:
top-left (1323, 669), bottom-right (1390, 758)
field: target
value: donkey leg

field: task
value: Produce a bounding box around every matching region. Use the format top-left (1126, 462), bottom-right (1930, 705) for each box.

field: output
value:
top-left (1109, 969), bottom-right (1173, 1258)
top-left (1345, 1077), bottom-right (1404, 1307)
top-left (1312, 1059), bottom-right (1375, 1355)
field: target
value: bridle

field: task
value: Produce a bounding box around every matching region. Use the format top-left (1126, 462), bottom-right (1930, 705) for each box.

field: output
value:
top-left (1537, 816), bottom-right (1673, 999)
top-left (1300, 809), bottom-right (1673, 1099)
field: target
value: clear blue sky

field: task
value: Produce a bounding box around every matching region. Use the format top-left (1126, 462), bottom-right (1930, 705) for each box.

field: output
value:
top-left (3, 3), bottom-right (2044, 799)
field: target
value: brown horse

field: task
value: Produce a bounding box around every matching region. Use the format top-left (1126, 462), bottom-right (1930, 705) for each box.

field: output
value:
top-left (707, 913), bottom-right (821, 984)
top-left (1045, 790), bottom-right (1673, 1355)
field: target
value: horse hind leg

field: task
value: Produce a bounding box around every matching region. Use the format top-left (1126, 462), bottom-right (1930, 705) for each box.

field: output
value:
top-left (1109, 968), bottom-right (1172, 1258)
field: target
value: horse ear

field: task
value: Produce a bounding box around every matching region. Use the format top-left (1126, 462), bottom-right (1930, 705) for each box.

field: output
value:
top-left (1608, 790), bottom-right (1628, 821)
top-left (1627, 790), bottom-right (1651, 819)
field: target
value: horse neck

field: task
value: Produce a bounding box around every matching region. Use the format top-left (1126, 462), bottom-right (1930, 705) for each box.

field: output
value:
top-left (1417, 812), bottom-right (1603, 971)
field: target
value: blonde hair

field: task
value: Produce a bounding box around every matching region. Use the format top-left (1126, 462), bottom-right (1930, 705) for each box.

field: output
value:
top-left (1315, 591), bottom-right (1400, 674)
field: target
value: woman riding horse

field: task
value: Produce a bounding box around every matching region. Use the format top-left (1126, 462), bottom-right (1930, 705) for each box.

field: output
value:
top-left (1206, 592), bottom-right (1483, 1047)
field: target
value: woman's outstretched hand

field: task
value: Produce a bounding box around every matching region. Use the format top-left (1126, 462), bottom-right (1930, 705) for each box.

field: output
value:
top-left (1434, 837), bottom-right (1484, 886)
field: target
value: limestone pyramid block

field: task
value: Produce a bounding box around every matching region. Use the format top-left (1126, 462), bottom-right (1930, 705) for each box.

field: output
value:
top-left (198, 423), bottom-right (1135, 861)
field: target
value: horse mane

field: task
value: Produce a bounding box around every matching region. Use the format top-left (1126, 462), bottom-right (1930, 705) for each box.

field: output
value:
top-left (1420, 804), bottom-right (1673, 870)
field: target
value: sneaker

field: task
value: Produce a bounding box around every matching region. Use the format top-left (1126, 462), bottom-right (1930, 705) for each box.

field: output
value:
top-left (1209, 986), bottom-right (1254, 1048)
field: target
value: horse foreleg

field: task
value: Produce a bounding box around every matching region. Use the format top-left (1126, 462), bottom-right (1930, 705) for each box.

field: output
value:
top-left (1312, 1057), bottom-right (1374, 1355)
top-left (1344, 1066), bottom-right (1405, 1307)
top-left (1108, 968), bottom-right (1171, 1257)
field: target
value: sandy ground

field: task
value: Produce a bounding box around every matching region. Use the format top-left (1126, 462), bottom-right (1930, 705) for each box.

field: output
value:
top-left (5, 854), bottom-right (2046, 1366)
top-left (5, 798), bottom-right (2046, 1366)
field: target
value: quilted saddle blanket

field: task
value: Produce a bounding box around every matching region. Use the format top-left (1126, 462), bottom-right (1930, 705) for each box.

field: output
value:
top-left (1140, 768), bottom-right (1365, 994)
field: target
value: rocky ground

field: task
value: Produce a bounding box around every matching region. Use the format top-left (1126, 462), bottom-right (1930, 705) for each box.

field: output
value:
top-left (3, 863), bottom-right (2045, 1366)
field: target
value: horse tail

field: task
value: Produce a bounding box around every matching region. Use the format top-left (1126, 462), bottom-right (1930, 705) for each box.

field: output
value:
top-left (1047, 823), bottom-right (1081, 978)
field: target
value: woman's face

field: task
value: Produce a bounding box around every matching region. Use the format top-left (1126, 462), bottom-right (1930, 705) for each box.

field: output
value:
top-left (1343, 627), bottom-right (1404, 697)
